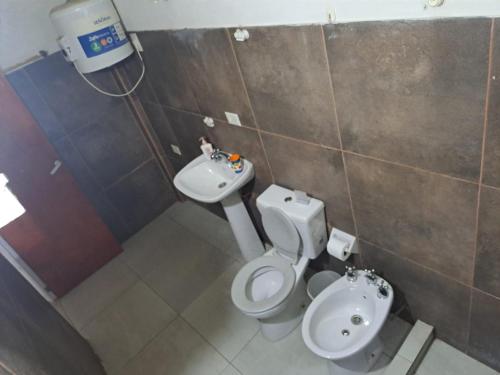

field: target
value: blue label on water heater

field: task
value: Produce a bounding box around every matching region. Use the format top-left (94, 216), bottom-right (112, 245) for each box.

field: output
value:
top-left (78, 22), bottom-right (128, 58)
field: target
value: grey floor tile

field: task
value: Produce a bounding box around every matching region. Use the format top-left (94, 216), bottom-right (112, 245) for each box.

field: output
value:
top-left (182, 262), bottom-right (259, 361)
top-left (416, 340), bottom-right (498, 375)
top-left (143, 233), bottom-right (235, 312)
top-left (166, 201), bottom-right (242, 260)
top-left (221, 365), bottom-right (243, 375)
top-left (380, 315), bottom-right (413, 358)
top-left (81, 282), bottom-right (176, 373)
top-left (117, 317), bottom-right (228, 375)
top-left (384, 354), bottom-right (412, 375)
top-left (398, 321), bottom-right (434, 362)
top-left (232, 325), bottom-right (329, 375)
top-left (120, 211), bottom-right (194, 277)
top-left (60, 257), bottom-right (138, 330)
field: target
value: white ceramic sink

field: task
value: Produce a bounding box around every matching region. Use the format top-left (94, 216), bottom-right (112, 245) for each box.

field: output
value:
top-left (173, 154), bottom-right (255, 204)
top-left (173, 153), bottom-right (264, 261)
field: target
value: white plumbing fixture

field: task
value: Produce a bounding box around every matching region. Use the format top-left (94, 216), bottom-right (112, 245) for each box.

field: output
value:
top-left (302, 269), bottom-right (393, 375)
top-left (327, 228), bottom-right (358, 261)
top-left (174, 154), bottom-right (265, 261)
top-left (233, 28), bottom-right (250, 42)
top-left (50, 0), bottom-right (144, 97)
top-left (231, 184), bottom-right (328, 341)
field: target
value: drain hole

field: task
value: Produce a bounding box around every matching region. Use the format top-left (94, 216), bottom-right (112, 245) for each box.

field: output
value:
top-left (341, 329), bottom-right (350, 336)
top-left (351, 315), bottom-right (363, 325)
top-left (218, 182), bottom-right (227, 189)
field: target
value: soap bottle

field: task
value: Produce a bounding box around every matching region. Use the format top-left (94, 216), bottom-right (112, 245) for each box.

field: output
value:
top-left (199, 137), bottom-right (214, 159)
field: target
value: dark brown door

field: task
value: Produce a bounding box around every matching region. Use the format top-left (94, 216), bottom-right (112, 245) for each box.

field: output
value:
top-left (0, 75), bottom-right (122, 297)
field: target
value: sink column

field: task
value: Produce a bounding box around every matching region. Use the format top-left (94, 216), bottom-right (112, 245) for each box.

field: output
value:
top-left (221, 192), bottom-right (265, 261)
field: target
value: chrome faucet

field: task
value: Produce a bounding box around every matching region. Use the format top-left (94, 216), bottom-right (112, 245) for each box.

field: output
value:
top-left (211, 148), bottom-right (231, 162)
top-left (364, 269), bottom-right (378, 285)
top-left (377, 280), bottom-right (390, 299)
top-left (345, 266), bottom-right (357, 282)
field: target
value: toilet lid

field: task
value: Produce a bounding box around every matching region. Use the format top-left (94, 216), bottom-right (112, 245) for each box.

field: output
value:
top-left (261, 206), bottom-right (301, 259)
top-left (231, 256), bottom-right (296, 314)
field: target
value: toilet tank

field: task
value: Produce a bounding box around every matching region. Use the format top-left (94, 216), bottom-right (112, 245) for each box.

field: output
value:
top-left (257, 185), bottom-right (327, 259)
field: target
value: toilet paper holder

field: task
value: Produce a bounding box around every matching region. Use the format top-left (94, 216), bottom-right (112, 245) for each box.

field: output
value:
top-left (327, 228), bottom-right (358, 261)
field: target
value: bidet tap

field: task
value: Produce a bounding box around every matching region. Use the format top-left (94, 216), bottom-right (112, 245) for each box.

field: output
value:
top-left (364, 269), bottom-right (378, 285)
top-left (345, 266), bottom-right (357, 282)
top-left (377, 281), bottom-right (390, 299)
top-left (210, 148), bottom-right (231, 162)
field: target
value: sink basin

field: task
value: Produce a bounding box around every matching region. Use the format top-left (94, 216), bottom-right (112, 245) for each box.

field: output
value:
top-left (173, 154), bottom-right (255, 204)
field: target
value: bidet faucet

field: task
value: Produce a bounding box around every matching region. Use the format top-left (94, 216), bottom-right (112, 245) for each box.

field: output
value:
top-left (210, 148), bottom-right (231, 162)
top-left (377, 281), bottom-right (390, 299)
top-left (345, 266), bottom-right (357, 282)
top-left (364, 269), bottom-right (378, 285)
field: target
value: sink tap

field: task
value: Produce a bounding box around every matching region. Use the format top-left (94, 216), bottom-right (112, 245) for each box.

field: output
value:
top-left (345, 266), bottom-right (357, 282)
top-left (211, 148), bottom-right (231, 162)
top-left (377, 280), bottom-right (390, 299)
top-left (364, 269), bottom-right (378, 285)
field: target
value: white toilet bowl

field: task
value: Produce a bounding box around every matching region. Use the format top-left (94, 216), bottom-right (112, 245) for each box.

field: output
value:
top-left (231, 184), bottom-right (328, 341)
top-left (302, 269), bottom-right (393, 375)
top-left (231, 250), bottom-right (309, 341)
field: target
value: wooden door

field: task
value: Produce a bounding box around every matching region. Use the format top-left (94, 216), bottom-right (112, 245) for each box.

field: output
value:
top-left (0, 75), bottom-right (122, 297)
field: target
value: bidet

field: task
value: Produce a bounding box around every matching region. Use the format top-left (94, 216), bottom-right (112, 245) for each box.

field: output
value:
top-left (302, 268), bottom-right (393, 375)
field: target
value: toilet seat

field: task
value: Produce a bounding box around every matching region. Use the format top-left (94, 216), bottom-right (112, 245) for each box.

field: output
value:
top-left (231, 256), bottom-right (296, 315)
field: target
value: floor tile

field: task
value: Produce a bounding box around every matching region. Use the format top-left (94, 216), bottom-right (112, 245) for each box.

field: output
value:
top-left (221, 365), bottom-right (243, 375)
top-left (81, 282), bottom-right (176, 373)
top-left (384, 354), bottom-right (412, 375)
top-left (416, 340), bottom-right (498, 375)
top-left (120, 211), bottom-right (193, 277)
top-left (60, 257), bottom-right (138, 330)
top-left (182, 262), bottom-right (259, 361)
top-left (380, 315), bottom-right (413, 358)
top-left (117, 318), bottom-right (228, 375)
top-left (143, 232), bottom-right (235, 312)
top-left (398, 321), bottom-right (434, 362)
top-left (232, 325), bottom-right (329, 375)
top-left (166, 201), bottom-right (242, 260)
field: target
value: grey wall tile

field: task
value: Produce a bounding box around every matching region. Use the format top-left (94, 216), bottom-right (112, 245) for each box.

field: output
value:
top-left (361, 241), bottom-right (470, 350)
top-left (207, 121), bottom-right (273, 193)
top-left (116, 54), bottom-right (159, 105)
top-left (261, 133), bottom-right (354, 232)
top-left (325, 19), bottom-right (489, 180)
top-left (71, 102), bottom-right (152, 188)
top-left (163, 107), bottom-right (208, 165)
top-left (474, 186), bottom-right (500, 298)
top-left (346, 154), bottom-right (477, 284)
top-left (24, 52), bottom-right (123, 133)
top-left (468, 289), bottom-right (500, 371)
top-left (233, 26), bottom-right (340, 147)
top-left (7, 69), bottom-right (66, 142)
top-left (483, 21), bottom-right (500, 188)
top-left (106, 160), bottom-right (177, 232)
top-left (170, 29), bottom-right (255, 127)
top-left (142, 101), bottom-right (180, 159)
top-left (138, 31), bottom-right (199, 112)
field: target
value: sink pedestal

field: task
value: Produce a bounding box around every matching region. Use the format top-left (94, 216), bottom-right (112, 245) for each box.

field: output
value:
top-left (221, 192), bottom-right (265, 262)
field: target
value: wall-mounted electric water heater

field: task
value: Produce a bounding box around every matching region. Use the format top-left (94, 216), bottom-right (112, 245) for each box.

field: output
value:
top-left (50, 0), bottom-right (134, 74)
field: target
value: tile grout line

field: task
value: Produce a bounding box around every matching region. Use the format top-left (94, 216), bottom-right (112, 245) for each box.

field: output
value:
top-left (467, 17), bottom-right (496, 349)
top-left (360, 238), bottom-right (473, 290)
top-left (159, 100), bottom-right (483, 189)
top-left (472, 285), bottom-right (500, 302)
top-left (224, 27), bottom-right (276, 183)
top-left (319, 25), bottom-right (360, 239)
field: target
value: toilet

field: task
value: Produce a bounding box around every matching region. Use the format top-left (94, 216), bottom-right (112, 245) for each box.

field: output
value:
top-left (301, 269), bottom-right (393, 375)
top-left (231, 184), bottom-right (327, 341)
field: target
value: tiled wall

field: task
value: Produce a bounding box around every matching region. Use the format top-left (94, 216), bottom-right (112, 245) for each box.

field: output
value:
top-left (7, 53), bottom-right (177, 242)
top-left (0, 254), bottom-right (105, 374)
top-left (126, 18), bottom-right (500, 370)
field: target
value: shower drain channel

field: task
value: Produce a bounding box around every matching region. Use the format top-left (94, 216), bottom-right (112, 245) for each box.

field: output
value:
top-left (351, 315), bottom-right (364, 325)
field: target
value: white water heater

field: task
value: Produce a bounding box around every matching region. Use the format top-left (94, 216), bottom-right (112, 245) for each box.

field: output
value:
top-left (50, 0), bottom-right (134, 74)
